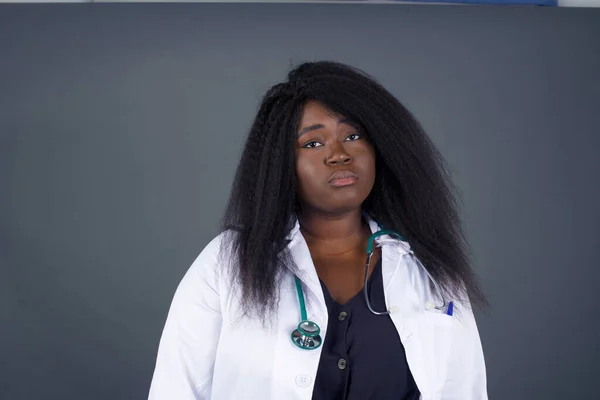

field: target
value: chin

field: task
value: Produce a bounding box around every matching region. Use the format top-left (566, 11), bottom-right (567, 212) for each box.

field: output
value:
top-left (324, 195), bottom-right (367, 214)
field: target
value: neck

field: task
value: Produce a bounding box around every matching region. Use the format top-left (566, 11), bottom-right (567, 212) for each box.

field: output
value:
top-left (298, 208), bottom-right (369, 255)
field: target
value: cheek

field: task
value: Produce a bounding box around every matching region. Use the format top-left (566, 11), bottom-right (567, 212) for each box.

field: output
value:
top-left (295, 157), bottom-right (318, 194)
top-left (368, 154), bottom-right (376, 180)
top-left (357, 147), bottom-right (377, 179)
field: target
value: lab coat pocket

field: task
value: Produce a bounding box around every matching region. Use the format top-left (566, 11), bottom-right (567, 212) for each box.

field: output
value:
top-left (420, 311), bottom-right (454, 397)
top-left (422, 310), bottom-right (453, 328)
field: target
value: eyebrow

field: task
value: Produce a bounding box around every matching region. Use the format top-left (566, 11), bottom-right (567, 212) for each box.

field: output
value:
top-left (297, 118), bottom-right (356, 137)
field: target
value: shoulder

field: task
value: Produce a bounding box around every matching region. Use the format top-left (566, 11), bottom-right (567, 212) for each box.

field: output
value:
top-left (177, 230), bottom-right (238, 296)
top-left (189, 230), bottom-right (237, 272)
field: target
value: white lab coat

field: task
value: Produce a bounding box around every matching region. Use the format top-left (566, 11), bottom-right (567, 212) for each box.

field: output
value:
top-left (148, 217), bottom-right (487, 400)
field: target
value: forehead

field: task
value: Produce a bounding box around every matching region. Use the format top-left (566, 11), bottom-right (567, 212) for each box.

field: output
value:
top-left (300, 100), bottom-right (341, 123)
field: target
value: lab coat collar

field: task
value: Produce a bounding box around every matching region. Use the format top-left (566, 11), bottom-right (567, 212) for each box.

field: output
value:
top-left (282, 213), bottom-right (412, 304)
top-left (284, 213), bottom-right (412, 255)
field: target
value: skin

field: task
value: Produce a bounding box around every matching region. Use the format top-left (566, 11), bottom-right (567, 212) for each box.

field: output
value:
top-left (295, 100), bottom-right (380, 304)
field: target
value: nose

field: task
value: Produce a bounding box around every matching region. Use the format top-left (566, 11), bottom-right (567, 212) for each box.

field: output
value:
top-left (325, 142), bottom-right (352, 165)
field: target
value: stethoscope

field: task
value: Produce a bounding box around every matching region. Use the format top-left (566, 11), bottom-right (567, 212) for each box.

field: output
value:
top-left (291, 229), bottom-right (447, 350)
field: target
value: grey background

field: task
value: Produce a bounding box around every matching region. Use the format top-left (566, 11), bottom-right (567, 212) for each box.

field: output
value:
top-left (1, 3), bottom-right (599, 400)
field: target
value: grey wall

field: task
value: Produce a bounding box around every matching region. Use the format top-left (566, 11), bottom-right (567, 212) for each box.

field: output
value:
top-left (1, 4), bottom-right (599, 400)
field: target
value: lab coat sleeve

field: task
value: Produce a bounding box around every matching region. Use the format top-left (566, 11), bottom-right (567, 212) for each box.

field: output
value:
top-left (441, 300), bottom-right (488, 399)
top-left (148, 238), bottom-right (223, 400)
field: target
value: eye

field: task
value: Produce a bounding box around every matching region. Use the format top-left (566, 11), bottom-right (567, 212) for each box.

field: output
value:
top-left (302, 141), bottom-right (323, 149)
top-left (345, 133), bottom-right (362, 141)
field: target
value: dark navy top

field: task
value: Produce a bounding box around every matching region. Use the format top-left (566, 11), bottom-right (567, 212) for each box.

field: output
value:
top-left (312, 258), bottom-right (420, 400)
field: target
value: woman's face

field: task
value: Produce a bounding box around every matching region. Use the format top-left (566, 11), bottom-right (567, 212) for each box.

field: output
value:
top-left (295, 100), bottom-right (376, 215)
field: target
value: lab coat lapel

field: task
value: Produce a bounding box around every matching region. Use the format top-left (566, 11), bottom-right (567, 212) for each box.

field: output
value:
top-left (365, 218), bottom-right (432, 396)
top-left (283, 219), bottom-right (326, 310)
top-left (382, 252), bottom-right (432, 398)
top-left (380, 256), bottom-right (453, 397)
top-left (270, 220), bottom-right (326, 399)
top-left (366, 217), bottom-right (455, 398)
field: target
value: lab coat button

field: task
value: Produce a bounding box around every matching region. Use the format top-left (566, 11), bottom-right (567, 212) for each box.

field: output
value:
top-left (295, 374), bottom-right (312, 387)
top-left (337, 358), bottom-right (347, 370)
top-left (390, 306), bottom-right (399, 313)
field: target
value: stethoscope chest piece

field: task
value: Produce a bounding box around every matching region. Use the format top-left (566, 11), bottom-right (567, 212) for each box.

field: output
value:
top-left (291, 320), bottom-right (322, 350)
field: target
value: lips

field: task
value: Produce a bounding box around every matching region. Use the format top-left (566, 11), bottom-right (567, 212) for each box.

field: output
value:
top-left (328, 170), bottom-right (359, 187)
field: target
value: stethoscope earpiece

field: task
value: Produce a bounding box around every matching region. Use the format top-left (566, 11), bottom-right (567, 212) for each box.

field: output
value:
top-left (291, 320), bottom-right (322, 350)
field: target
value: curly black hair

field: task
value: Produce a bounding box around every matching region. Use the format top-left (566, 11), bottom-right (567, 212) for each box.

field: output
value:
top-left (220, 61), bottom-right (486, 321)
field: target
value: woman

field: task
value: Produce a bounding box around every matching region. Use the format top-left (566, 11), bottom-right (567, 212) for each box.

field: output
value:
top-left (148, 61), bottom-right (487, 400)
